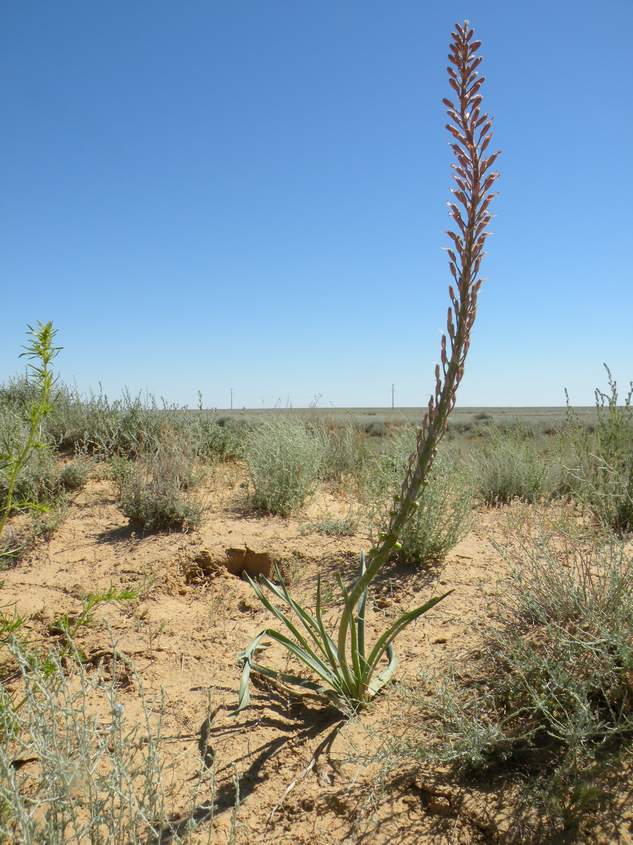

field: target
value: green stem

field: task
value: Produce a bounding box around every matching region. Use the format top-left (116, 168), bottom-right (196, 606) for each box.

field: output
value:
top-left (0, 322), bottom-right (58, 548)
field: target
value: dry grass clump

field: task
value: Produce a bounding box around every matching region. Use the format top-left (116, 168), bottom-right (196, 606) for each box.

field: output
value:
top-left (243, 417), bottom-right (326, 516)
top-left (114, 437), bottom-right (202, 531)
top-left (306, 513), bottom-right (359, 537)
top-left (0, 644), bottom-right (216, 844)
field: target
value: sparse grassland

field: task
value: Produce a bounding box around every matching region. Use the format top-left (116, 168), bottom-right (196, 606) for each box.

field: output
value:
top-left (2, 282), bottom-right (632, 841)
top-left (0, 377), bottom-right (631, 843)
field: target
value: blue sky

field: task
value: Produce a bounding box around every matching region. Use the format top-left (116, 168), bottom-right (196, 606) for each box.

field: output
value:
top-left (2, 1), bottom-right (632, 409)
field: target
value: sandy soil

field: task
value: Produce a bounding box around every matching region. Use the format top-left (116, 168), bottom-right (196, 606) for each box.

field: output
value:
top-left (2, 463), bottom-right (632, 845)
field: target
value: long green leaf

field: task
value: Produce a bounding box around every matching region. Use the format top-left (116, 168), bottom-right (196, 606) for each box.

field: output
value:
top-left (367, 642), bottom-right (399, 695)
top-left (356, 552), bottom-right (368, 670)
top-left (245, 574), bottom-right (322, 664)
top-left (263, 628), bottom-right (340, 689)
top-left (236, 628), bottom-right (339, 713)
top-left (264, 567), bottom-right (339, 665)
top-left (314, 576), bottom-right (342, 676)
top-left (236, 630), bottom-right (267, 711)
top-left (335, 574), bottom-right (361, 697)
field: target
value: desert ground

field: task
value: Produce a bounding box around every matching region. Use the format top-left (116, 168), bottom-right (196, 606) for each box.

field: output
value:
top-left (2, 413), bottom-right (632, 844)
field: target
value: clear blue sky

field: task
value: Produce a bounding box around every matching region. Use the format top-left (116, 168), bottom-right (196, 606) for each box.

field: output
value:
top-left (2, 1), bottom-right (632, 409)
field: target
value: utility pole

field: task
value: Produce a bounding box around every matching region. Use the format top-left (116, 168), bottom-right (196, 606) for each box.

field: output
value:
top-left (230, 388), bottom-right (233, 411)
top-left (391, 383), bottom-right (395, 409)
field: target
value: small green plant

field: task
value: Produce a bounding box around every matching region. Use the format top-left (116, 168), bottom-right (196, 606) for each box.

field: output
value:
top-left (243, 417), bottom-right (325, 516)
top-left (0, 322), bottom-right (60, 557)
top-left (116, 436), bottom-right (201, 531)
top-left (237, 21), bottom-right (499, 714)
top-left (48, 586), bottom-right (137, 644)
top-left (307, 514), bottom-right (358, 537)
top-left (0, 607), bottom-right (25, 673)
top-left (237, 555), bottom-right (450, 713)
top-left (565, 365), bottom-right (633, 534)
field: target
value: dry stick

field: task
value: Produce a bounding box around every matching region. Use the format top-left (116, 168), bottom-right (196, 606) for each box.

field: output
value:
top-left (336, 20), bottom-right (500, 669)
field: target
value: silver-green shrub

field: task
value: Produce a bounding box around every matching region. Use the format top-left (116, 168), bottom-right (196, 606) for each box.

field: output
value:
top-left (470, 424), bottom-right (561, 505)
top-left (57, 459), bottom-right (90, 492)
top-left (115, 437), bottom-right (201, 531)
top-left (0, 645), bottom-right (215, 844)
top-left (243, 417), bottom-right (325, 516)
top-left (385, 524), bottom-right (633, 822)
top-left (314, 418), bottom-right (368, 484)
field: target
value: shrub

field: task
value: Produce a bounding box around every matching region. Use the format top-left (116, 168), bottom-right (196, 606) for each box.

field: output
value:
top-left (391, 521), bottom-right (633, 818)
top-left (564, 366), bottom-right (633, 534)
top-left (191, 413), bottom-right (245, 463)
top-left (46, 387), bottom-right (248, 466)
top-left (470, 424), bottom-right (561, 505)
top-left (0, 644), bottom-right (216, 843)
top-left (4, 447), bottom-right (60, 509)
top-left (116, 440), bottom-right (201, 531)
top-left (46, 387), bottom-right (177, 460)
top-left (366, 431), bottom-right (473, 565)
top-left (307, 514), bottom-right (358, 536)
top-left (363, 420), bottom-right (387, 438)
top-left (1, 449), bottom-right (88, 514)
top-left (0, 377), bottom-right (40, 414)
top-left (313, 419), bottom-right (368, 483)
top-left (243, 417), bottom-right (325, 516)
top-left (57, 459), bottom-right (90, 492)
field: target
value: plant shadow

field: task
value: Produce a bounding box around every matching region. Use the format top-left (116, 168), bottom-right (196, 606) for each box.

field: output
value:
top-left (154, 682), bottom-right (345, 844)
top-left (96, 523), bottom-right (139, 544)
